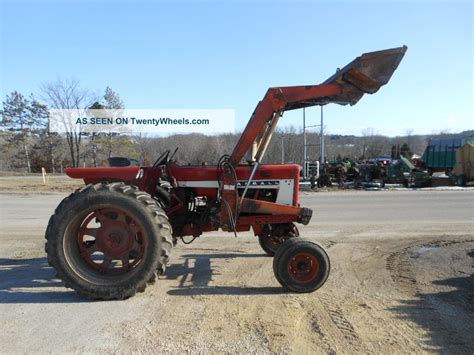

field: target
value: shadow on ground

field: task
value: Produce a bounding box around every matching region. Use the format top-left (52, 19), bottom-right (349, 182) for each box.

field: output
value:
top-left (165, 252), bottom-right (285, 296)
top-left (390, 263), bottom-right (474, 353)
top-left (0, 252), bottom-right (283, 302)
top-left (0, 258), bottom-right (83, 304)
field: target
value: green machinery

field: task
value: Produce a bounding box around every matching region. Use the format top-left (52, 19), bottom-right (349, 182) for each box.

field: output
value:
top-left (422, 138), bottom-right (465, 173)
top-left (387, 156), bottom-right (431, 187)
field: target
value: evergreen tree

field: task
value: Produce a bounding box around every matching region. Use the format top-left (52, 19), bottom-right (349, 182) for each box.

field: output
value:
top-left (1, 91), bottom-right (46, 172)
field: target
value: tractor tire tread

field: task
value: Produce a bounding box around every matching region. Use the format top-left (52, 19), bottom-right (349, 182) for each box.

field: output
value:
top-left (45, 181), bottom-right (172, 300)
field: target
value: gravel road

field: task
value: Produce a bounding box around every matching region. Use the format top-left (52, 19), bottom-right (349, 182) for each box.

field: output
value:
top-left (0, 190), bottom-right (473, 353)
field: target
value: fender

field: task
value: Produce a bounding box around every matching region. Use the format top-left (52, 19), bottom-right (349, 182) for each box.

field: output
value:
top-left (65, 166), bottom-right (141, 185)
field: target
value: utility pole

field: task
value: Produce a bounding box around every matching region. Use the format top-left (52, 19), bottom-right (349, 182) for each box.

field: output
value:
top-left (320, 106), bottom-right (325, 163)
top-left (303, 107), bottom-right (325, 180)
top-left (303, 108), bottom-right (307, 178)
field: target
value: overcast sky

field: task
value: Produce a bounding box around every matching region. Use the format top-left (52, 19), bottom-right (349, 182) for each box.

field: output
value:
top-left (1, 0), bottom-right (472, 136)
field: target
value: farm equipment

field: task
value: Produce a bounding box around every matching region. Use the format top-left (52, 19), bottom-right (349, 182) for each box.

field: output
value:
top-left (387, 156), bottom-right (431, 187)
top-left (317, 160), bottom-right (360, 188)
top-left (421, 138), bottom-right (462, 175)
top-left (451, 143), bottom-right (474, 186)
top-left (358, 162), bottom-right (386, 183)
top-left (45, 46), bottom-right (407, 299)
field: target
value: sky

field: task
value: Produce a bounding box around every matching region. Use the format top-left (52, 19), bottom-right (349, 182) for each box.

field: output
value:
top-left (1, 0), bottom-right (472, 137)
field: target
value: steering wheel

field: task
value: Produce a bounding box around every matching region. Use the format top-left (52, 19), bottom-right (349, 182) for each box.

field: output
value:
top-left (152, 150), bottom-right (171, 167)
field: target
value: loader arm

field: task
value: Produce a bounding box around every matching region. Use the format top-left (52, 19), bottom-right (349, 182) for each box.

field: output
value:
top-left (229, 84), bottom-right (342, 165)
top-left (221, 46), bottom-right (407, 230)
top-left (229, 46), bottom-right (407, 166)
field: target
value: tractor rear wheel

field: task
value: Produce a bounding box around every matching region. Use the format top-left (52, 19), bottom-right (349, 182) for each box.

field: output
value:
top-left (258, 223), bottom-right (299, 256)
top-left (273, 238), bottom-right (330, 293)
top-left (45, 182), bottom-right (173, 300)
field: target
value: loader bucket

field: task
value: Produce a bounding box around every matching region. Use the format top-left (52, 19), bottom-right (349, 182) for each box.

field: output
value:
top-left (323, 46), bottom-right (407, 105)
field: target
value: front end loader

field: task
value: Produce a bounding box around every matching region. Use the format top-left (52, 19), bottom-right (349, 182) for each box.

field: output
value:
top-left (45, 46), bottom-right (407, 299)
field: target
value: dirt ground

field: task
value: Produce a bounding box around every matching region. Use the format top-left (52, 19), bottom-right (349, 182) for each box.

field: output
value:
top-left (0, 189), bottom-right (473, 353)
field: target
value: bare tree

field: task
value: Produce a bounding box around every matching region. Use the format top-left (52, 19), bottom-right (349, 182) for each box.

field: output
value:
top-left (358, 127), bottom-right (388, 159)
top-left (41, 78), bottom-right (94, 167)
top-left (134, 132), bottom-right (153, 164)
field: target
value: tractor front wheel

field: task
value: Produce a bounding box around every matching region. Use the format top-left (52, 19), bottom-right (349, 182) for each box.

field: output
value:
top-left (258, 223), bottom-right (299, 256)
top-left (273, 238), bottom-right (330, 293)
top-left (45, 182), bottom-right (173, 300)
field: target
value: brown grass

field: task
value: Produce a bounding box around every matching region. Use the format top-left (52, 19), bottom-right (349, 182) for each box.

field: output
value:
top-left (0, 174), bottom-right (83, 192)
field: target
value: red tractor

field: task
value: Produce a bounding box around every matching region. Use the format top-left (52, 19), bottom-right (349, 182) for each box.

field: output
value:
top-left (45, 47), bottom-right (407, 299)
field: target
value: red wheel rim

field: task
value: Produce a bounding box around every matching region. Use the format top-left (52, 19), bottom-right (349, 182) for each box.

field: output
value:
top-left (287, 252), bottom-right (320, 283)
top-left (77, 208), bottom-right (146, 275)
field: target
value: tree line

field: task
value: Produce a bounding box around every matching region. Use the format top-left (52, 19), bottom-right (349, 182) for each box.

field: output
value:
top-left (1, 79), bottom-right (126, 173)
top-left (0, 78), bottom-right (456, 173)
